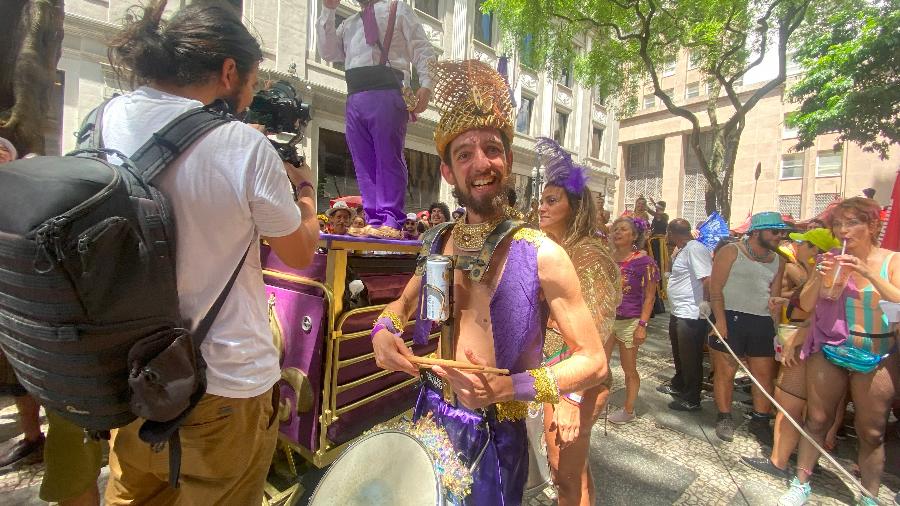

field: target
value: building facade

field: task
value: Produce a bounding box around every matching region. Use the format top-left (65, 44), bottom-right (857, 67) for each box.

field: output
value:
top-left (56, 0), bottom-right (618, 215)
top-left (615, 50), bottom-right (898, 228)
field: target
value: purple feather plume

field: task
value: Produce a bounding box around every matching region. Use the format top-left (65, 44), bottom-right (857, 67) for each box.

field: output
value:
top-left (535, 137), bottom-right (589, 195)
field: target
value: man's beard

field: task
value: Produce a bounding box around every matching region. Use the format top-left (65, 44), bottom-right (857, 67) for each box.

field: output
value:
top-left (757, 234), bottom-right (778, 251)
top-left (452, 181), bottom-right (511, 219)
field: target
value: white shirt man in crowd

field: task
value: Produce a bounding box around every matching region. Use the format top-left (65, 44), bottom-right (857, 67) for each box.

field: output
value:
top-left (658, 219), bottom-right (712, 412)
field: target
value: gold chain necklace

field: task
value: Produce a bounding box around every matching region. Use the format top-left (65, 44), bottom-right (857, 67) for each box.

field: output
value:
top-left (452, 217), bottom-right (504, 251)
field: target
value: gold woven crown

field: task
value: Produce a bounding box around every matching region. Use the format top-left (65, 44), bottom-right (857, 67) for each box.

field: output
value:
top-left (431, 60), bottom-right (514, 158)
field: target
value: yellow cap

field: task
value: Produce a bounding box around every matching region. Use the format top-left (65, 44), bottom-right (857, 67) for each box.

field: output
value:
top-left (788, 228), bottom-right (841, 252)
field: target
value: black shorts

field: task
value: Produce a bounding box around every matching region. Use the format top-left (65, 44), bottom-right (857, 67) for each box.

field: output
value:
top-left (708, 310), bottom-right (776, 357)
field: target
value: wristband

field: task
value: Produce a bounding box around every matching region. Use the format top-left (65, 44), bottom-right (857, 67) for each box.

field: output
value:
top-left (566, 392), bottom-right (583, 404)
top-left (296, 181), bottom-right (314, 193)
top-left (371, 322), bottom-right (391, 340)
top-left (637, 319), bottom-right (648, 328)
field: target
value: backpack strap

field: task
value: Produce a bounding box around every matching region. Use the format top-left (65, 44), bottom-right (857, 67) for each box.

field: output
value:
top-left (74, 97), bottom-right (116, 150)
top-left (129, 100), bottom-right (236, 184)
top-left (139, 239), bottom-right (253, 488)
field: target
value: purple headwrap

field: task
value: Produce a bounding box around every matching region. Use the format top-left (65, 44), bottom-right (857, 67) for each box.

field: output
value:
top-left (535, 137), bottom-right (589, 196)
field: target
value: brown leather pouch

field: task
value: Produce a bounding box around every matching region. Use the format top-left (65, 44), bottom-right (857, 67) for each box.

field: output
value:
top-left (128, 328), bottom-right (199, 423)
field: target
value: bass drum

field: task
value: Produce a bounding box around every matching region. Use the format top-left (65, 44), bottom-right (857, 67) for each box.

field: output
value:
top-left (309, 430), bottom-right (444, 506)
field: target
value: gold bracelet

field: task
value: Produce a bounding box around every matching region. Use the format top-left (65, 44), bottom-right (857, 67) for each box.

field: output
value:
top-left (374, 309), bottom-right (406, 334)
top-left (529, 367), bottom-right (560, 404)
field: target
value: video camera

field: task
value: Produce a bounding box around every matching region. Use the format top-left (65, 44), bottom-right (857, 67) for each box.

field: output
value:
top-left (244, 80), bottom-right (312, 167)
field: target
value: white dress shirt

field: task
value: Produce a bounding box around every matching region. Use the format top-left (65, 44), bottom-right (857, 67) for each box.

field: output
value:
top-left (317, 0), bottom-right (436, 89)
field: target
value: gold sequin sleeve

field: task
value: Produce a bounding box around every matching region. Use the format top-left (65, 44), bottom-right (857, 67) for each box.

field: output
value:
top-left (568, 238), bottom-right (621, 344)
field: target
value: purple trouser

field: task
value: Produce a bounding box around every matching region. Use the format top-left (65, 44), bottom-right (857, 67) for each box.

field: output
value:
top-left (345, 89), bottom-right (409, 229)
top-left (414, 385), bottom-right (528, 505)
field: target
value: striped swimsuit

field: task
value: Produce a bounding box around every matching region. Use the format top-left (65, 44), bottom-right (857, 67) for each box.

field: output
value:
top-left (844, 253), bottom-right (897, 355)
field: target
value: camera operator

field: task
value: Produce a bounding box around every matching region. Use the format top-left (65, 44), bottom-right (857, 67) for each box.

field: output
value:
top-left (96, 2), bottom-right (318, 504)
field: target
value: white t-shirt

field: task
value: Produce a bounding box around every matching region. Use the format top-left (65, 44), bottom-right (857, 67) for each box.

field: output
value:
top-left (668, 240), bottom-right (712, 320)
top-left (102, 87), bottom-right (301, 398)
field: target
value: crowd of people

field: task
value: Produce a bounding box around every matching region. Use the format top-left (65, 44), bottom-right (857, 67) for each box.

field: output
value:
top-left (317, 198), bottom-right (466, 240)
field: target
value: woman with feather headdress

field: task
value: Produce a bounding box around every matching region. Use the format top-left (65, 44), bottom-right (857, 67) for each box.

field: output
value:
top-left (536, 138), bottom-right (621, 505)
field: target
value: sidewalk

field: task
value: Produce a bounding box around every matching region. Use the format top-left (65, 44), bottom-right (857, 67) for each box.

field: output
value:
top-left (1, 311), bottom-right (898, 505)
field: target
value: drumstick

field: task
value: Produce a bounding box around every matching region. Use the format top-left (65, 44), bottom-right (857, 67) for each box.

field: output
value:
top-left (407, 356), bottom-right (510, 375)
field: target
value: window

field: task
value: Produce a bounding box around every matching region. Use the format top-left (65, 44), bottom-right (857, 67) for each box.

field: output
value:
top-left (643, 94), bottom-right (655, 109)
top-left (593, 84), bottom-right (607, 105)
top-left (557, 64), bottom-right (574, 88)
top-left (688, 50), bottom-right (702, 69)
top-left (415, 0), bottom-right (440, 18)
top-left (625, 140), bottom-right (664, 212)
top-left (473, 0), bottom-right (493, 46)
top-left (318, 129), bottom-right (441, 213)
top-left (519, 34), bottom-right (536, 68)
top-left (780, 154), bottom-right (804, 179)
top-left (685, 82), bottom-right (700, 99)
top-left (816, 150), bottom-right (842, 177)
top-left (590, 127), bottom-right (604, 159)
top-left (662, 88), bottom-right (674, 101)
top-left (814, 193), bottom-right (840, 215)
top-left (778, 195), bottom-right (801, 219)
top-left (662, 58), bottom-right (676, 77)
top-left (782, 115), bottom-right (798, 139)
top-left (516, 95), bottom-right (534, 135)
top-left (682, 133), bottom-right (712, 227)
top-left (553, 111), bottom-right (569, 145)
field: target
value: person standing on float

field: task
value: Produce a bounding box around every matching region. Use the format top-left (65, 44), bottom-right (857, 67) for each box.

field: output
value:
top-left (317, 0), bottom-right (436, 239)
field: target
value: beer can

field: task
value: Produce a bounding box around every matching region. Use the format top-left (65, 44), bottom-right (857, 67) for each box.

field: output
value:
top-left (424, 255), bottom-right (452, 322)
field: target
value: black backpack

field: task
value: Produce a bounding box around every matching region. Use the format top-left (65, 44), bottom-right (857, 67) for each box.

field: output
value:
top-left (0, 99), bottom-right (245, 485)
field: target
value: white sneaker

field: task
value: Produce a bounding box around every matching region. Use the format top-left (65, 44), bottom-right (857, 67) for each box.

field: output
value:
top-left (607, 408), bottom-right (636, 425)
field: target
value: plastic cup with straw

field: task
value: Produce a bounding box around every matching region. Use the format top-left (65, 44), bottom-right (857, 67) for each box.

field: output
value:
top-left (821, 239), bottom-right (848, 301)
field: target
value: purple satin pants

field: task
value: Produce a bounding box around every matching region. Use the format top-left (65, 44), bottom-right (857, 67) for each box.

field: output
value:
top-left (345, 89), bottom-right (408, 229)
top-left (414, 386), bottom-right (528, 505)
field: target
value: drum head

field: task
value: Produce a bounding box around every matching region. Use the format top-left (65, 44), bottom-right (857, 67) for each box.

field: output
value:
top-left (309, 430), bottom-right (442, 506)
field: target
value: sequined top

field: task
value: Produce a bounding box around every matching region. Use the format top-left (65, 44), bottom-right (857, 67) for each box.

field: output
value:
top-left (544, 237), bottom-right (621, 362)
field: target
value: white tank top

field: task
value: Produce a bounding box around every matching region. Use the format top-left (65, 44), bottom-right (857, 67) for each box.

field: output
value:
top-left (722, 243), bottom-right (780, 316)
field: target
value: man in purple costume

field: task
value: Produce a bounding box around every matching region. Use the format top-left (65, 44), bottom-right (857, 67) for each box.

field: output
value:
top-left (371, 60), bottom-right (609, 505)
top-left (317, 0), bottom-right (436, 239)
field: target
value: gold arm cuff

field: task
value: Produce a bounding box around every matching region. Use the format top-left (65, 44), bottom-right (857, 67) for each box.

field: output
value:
top-left (495, 401), bottom-right (529, 422)
top-left (530, 367), bottom-right (560, 404)
top-left (374, 309), bottom-right (406, 334)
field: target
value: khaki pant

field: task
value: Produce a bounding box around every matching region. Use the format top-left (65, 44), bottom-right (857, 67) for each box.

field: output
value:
top-left (40, 410), bottom-right (104, 502)
top-left (105, 388), bottom-right (278, 506)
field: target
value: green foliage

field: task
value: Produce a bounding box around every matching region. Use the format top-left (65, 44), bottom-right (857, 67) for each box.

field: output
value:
top-left (483, 0), bottom-right (777, 116)
top-left (787, 0), bottom-right (899, 158)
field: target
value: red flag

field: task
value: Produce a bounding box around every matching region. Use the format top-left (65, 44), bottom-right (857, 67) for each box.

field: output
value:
top-left (881, 170), bottom-right (900, 251)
